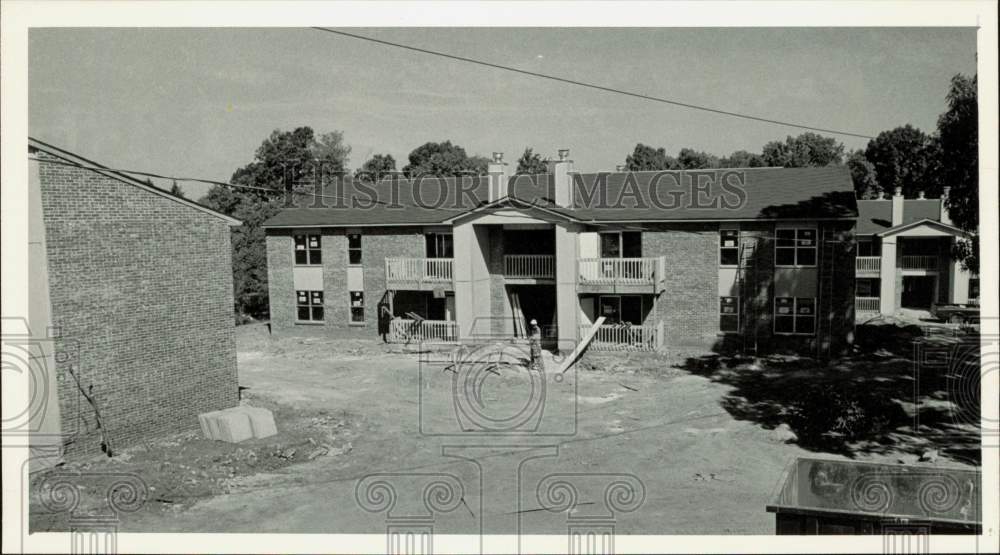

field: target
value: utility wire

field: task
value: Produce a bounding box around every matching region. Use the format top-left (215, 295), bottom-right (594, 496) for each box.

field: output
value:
top-left (311, 27), bottom-right (876, 140)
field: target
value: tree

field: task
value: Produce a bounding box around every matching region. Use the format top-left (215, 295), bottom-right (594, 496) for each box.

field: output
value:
top-left (936, 74), bottom-right (978, 272)
top-left (169, 180), bottom-right (185, 198)
top-left (402, 140), bottom-right (487, 177)
top-left (862, 125), bottom-right (938, 198)
top-left (846, 150), bottom-right (880, 199)
top-left (354, 153), bottom-right (397, 182)
top-left (624, 143), bottom-right (678, 171)
top-left (762, 132), bottom-right (845, 167)
top-left (677, 148), bottom-right (720, 169)
top-left (720, 150), bottom-right (765, 168)
top-left (515, 148), bottom-right (548, 175)
top-left (201, 127), bottom-right (352, 320)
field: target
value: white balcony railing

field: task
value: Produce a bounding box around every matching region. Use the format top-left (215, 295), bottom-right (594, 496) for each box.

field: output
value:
top-left (584, 323), bottom-right (662, 351)
top-left (901, 255), bottom-right (939, 271)
top-left (385, 258), bottom-right (454, 282)
top-left (578, 257), bottom-right (663, 286)
top-left (855, 296), bottom-right (881, 314)
top-left (504, 254), bottom-right (555, 279)
top-left (387, 319), bottom-right (458, 343)
top-left (856, 256), bottom-right (881, 274)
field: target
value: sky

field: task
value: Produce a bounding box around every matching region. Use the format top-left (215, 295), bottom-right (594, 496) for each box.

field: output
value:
top-left (29, 27), bottom-right (977, 199)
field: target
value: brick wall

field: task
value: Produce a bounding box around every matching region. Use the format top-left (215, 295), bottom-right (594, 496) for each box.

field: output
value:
top-left (35, 151), bottom-right (239, 457)
top-left (642, 223), bottom-right (719, 349)
top-left (266, 231), bottom-right (295, 331)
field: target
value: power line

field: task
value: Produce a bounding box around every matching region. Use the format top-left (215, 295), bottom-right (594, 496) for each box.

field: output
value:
top-left (311, 27), bottom-right (876, 140)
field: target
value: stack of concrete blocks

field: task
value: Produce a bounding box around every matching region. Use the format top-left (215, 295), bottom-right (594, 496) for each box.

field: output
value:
top-left (199, 405), bottom-right (278, 443)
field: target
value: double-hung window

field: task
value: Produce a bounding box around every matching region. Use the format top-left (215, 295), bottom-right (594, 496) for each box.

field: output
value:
top-left (294, 234), bottom-right (322, 265)
top-left (720, 296), bottom-right (739, 333)
top-left (296, 290), bottom-right (324, 322)
top-left (774, 297), bottom-right (815, 335)
top-left (350, 291), bottom-right (365, 323)
top-left (348, 233), bottom-right (362, 265)
top-left (720, 229), bottom-right (740, 266)
top-left (775, 228), bottom-right (817, 267)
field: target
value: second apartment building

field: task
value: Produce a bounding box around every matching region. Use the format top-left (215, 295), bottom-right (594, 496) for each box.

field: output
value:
top-left (263, 151), bottom-right (858, 355)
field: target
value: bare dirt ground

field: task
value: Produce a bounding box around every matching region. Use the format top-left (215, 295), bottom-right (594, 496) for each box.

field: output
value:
top-left (30, 322), bottom-right (979, 535)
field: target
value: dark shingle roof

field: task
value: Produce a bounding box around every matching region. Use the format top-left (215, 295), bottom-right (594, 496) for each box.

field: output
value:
top-left (856, 198), bottom-right (944, 234)
top-left (263, 166), bottom-right (857, 227)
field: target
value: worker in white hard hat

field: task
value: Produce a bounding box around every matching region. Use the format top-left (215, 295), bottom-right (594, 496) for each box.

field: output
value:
top-left (529, 319), bottom-right (542, 370)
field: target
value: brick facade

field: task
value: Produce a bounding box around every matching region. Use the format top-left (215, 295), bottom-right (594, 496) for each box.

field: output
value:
top-left (35, 150), bottom-right (239, 457)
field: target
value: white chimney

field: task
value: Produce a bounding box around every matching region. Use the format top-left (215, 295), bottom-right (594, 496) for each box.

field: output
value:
top-left (918, 191), bottom-right (925, 199)
top-left (891, 186), bottom-right (904, 226)
top-left (546, 149), bottom-right (574, 207)
top-left (615, 164), bottom-right (627, 172)
top-left (487, 152), bottom-right (508, 202)
top-left (940, 186), bottom-right (952, 225)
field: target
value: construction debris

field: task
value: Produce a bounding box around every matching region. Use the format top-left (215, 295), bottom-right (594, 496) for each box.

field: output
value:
top-left (199, 405), bottom-right (278, 443)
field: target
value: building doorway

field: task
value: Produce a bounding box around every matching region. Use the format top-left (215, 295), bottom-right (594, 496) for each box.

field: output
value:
top-left (901, 276), bottom-right (937, 309)
top-left (508, 285), bottom-right (556, 338)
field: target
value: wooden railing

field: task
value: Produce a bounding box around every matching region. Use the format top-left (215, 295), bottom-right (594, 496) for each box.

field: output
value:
top-left (387, 319), bottom-right (458, 343)
top-left (385, 258), bottom-right (454, 282)
top-left (504, 254), bottom-right (555, 279)
top-left (578, 257), bottom-right (661, 285)
top-left (855, 296), bottom-right (881, 314)
top-left (901, 255), bottom-right (938, 271)
top-left (856, 256), bottom-right (881, 274)
top-left (583, 322), bottom-right (662, 351)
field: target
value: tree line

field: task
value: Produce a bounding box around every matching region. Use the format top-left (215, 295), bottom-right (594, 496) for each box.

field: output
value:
top-left (201, 73), bottom-right (977, 321)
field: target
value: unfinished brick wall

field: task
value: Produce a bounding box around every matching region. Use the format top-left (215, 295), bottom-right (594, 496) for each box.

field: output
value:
top-left (35, 150), bottom-right (239, 457)
top-left (642, 223), bottom-right (720, 349)
top-left (265, 231), bottom-right (296, 331)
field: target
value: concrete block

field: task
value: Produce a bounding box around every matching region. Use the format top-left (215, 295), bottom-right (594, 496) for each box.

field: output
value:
top-left (198, 409), bottom-right (222, 440)
top-left (241, 406), bottom-right (278, 439)
top-left (213, 411), bottom-right (254, 443)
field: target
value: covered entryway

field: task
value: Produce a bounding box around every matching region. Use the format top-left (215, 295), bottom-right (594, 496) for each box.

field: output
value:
top-left (901, 275), bottom-right (937, 309)
top-left (508, 284), bottom-right (556, 338)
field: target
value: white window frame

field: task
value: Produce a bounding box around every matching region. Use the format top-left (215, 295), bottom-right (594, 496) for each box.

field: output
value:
top-left (773, 297), bottom-right (816, 336)
top-left (719, 296), bottom-right (740, 333)
top-left (598, 231), bottom-right (642, 258)
top-left (426, 232), bottom-right (454, 259)
top-left (293, 233), bottom-right (322, 266)
top-left (774, 227), bottom-right (818, 268)
top-left (719, 228), bottom-right (740, 267)
top-left (597, 295), bottom-right (645, 325)
top-left (349, 290), bottom-right (365, 324)
top-left (347, 233), bottom-right (363, 266)
top-left (295, 290), bottom-right (324, 322)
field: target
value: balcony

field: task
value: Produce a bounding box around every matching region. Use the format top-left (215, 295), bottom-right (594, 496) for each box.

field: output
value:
top-left (901, 255), bottom-right (939, 271)
top-left (385, 258), bottom-right (454, 290)
top-left (856, 256), bottom-right (881, 276)
top-left (386, 319), bottom-right (458, 344)
top-left (577, 257), bottom-right (666, 293)
top-left (584, 322), bottom-right (663, 352)
top-left (504, 254), bottom-right (555, 281)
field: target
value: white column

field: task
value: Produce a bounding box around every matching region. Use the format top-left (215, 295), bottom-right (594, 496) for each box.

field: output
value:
top-left (879, 238), bottom-right (897, 315)
top-left (453, 221), bottom-right (490, 339)
top-left (554, 222), bottom-right (580, 352)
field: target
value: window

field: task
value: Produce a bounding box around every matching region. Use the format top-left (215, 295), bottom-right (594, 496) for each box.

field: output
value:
top-left (599, 232), bottom-right (641, 258)
top-left (775, 228), bottom-right (817, 267)
top-left (720, 296), bottom-right (739, 333)
top-left (774, 297), bottom-right (816, 335)
top-left (969, 278), bottom-right (980, 301)
top-left (348, 233), bottom-right (362, 265)
top-left (598, 295), bottom-right (644, 325)
top-left (350, 291), bottom-right (365, 323)
top-left (857, 238), bottom-right (879, 257)
top-left (294, 234), bottom-right (322, 265)
top-left (426, 233), bottom-right (453, 258)
top-left (296, 290), bottom-right (324, 322)
top-left (720, 229), bottom-right (740, 266)
top-left (856, 278), bottom-right (879, 297)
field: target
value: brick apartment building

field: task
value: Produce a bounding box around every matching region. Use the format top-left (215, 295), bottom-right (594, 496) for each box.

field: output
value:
top-left (27, 138), bottom-right (241, 457)
top-left (853, 187), bottom-right (978, 321)
top-left (264, 150), bottom-right (858, 356)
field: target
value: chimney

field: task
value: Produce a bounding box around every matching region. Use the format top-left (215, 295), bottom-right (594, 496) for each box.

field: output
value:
top-left (615, 164), bottom-right (627, 172)
top-left (940, 186), bottom-right (952, 224)
top-left (918, 191), bottom-right (925, 199)
top-left (547, 148), bottom-right (574, 207)
top-left (487, 152), bottom-right (508, 202)
top-left (891, 187), bottom-right (904, 226)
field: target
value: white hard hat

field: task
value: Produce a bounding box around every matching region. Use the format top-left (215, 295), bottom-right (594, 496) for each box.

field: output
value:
top-left (529, 319), bottom-right (538, 325)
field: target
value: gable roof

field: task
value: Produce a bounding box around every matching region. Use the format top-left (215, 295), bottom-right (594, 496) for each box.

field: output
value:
top-left (28, 137), bottom-right (242, 226)
top-left (263, 165), bottom-right (857, 228)
top-left (876, 218), bottom-right (970, 238)
top-left (856, 198), bottom-right (944, 235)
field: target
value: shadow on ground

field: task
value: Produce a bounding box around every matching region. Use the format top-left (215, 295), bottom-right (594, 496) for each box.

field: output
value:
top-left (674, 323), bottom-right (982, 465)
